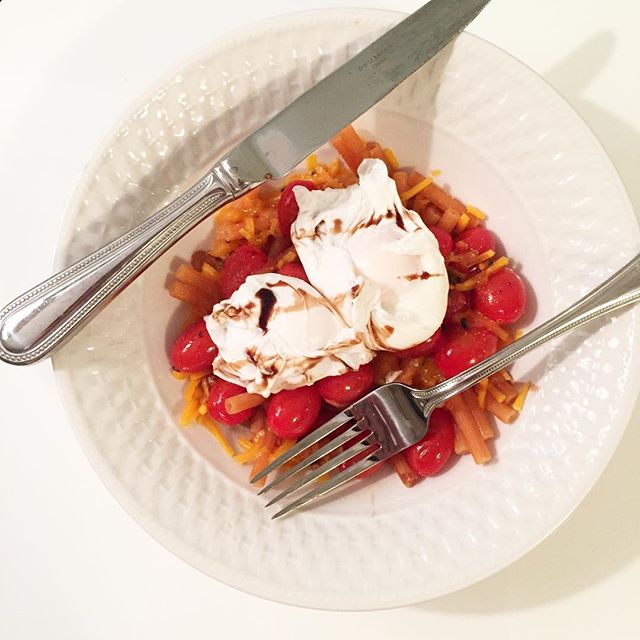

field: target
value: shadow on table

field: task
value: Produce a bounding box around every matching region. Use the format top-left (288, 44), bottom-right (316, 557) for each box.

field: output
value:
top-left (418, 31), bottom-right (640, 615)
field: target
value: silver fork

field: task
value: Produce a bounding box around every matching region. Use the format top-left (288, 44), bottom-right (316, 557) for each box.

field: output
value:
top-left (252, 253), bottom-right (640, 518)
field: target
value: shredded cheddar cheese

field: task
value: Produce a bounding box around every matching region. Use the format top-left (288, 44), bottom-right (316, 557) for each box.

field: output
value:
top-left (400, 177), bottom-right (433, 202)
top-left (456, 212), bottom-right (470, 232)
top-left (477, 379), bottom-right (489, 410)
top-left (513, 382), bottom-right (531, 412)
top-left (466, 204), bottom-right (487, 220)
top-left (384, 148), bottom-right (400, 170)
top-left (455, 256), bottom-right (509, 291)
top-left (198, 416), bottom-right (235, 457)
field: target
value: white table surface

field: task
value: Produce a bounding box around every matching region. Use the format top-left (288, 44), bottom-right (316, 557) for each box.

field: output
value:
top-left (1, 0), bottom-right (639, 637)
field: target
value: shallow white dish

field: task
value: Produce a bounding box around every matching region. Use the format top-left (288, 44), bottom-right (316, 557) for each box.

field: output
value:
top-left (52, 9), bottom-right (640, 610)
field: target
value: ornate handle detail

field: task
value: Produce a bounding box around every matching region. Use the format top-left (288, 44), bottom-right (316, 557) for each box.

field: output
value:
top-left (0, 159), bottom-right (254, 365)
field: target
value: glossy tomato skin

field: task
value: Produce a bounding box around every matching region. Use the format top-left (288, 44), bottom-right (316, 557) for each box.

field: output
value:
top-left (316, 363), bottom-right (375, 407)
top-left (457, 227), bottom-right (496, 254)
top-left (267, 386), bottom-right (322, 439)
top-left (444, 290), bottom-right (469, 323)
top-left (278, 262), bottom-right (309, 283)
top-left (434, 326), bottom-right (498, 378)
top-left (396, 329), bottom-right (443, 359)
top-left (277, 180), bottom-right (319, 236)
top-left (427, 225), bottom-right (454, 259)
top-left (207, 379), bottom-right (255, 426)
top-left (472, 268), bottom-right (527, 324)
top-left (405, 408), bottom-right (455, 477)
top-left (170, 318), bottom-right (218, 373)
top-left (220, 245), bottom-right (269, 299)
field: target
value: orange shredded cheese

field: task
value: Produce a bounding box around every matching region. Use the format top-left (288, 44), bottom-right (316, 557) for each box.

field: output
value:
top-left (513, 382), bottom-right (531, 412)
top-left (198, 416), bottom-right (235, 457)
top-left (201, 263), bottom-right (218, 278)
top-left (180, 402), bottom-right (200, 427)
top-left (233, 447), bottom-right (263, 465)
top-left (466, 204), bottom-right (487, 220)
top-left (384, 148), bottom-right (400, 170)
top-left (455, 256), bottom-right (509, 291)
top-left (400, 177), bottom-right (433, 202)
top-left (487, 382), bottom-right (507, 404)
top-left (456, 212), bottom-right (470, 232)
top-left (470, 312), bottom-right (511, 342)
top-left (275, 248), bottom-right (297, 269)
top-left (183, 377), bottom-right (202, 402)
top-left (171, 370), bottom-right (188, 380)
top-left (306, 154), bottom-right (318, 171)
top-left (477, 378), bottom-right (489, 410)
top-left (269, 439), bottom-right (296, 462)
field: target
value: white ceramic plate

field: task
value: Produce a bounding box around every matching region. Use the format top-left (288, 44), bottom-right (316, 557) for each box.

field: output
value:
top-left (52, 9), bottom-right (640, 610)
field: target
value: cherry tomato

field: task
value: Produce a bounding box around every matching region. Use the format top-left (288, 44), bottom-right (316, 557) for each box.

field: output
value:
top-left (427, 225), bottom-right (454, 258)
top-left (316, 363), bottom-right (375, 407)
top-left (315, 404), bottom-right (339, 428)
top-left (434, 326), bottom-right (498, 378)
top-left (267, 386), bottom-right (322, 439)
top-left (405, 408), bottom-right (455, 477)
top-left (207, 378), bottom-right (255, 426)
top-left (444, 290), bottom-right (469, 323)
top-left (456, 227), bottom-right (495, 254)
top-left (396, 328), bottom-right (443, 359)
top-left (473, 268), bottom-right (527, 324)
top-left (277, 180), bottom-right (319, 236)
top-left (278, 262), bottom-right (309, 283)
top-left (220, 245), bottom-right (268, 299)
top-left (170, 318), bottom-right (218, 373)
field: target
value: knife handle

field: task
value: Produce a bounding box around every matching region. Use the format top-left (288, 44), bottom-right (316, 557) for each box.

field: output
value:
top-left (0, 159), bottom-right (252, 365)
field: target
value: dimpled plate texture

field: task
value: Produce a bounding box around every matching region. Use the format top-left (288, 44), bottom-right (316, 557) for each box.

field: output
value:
top-left (52, 10), bottom-right (640, 610)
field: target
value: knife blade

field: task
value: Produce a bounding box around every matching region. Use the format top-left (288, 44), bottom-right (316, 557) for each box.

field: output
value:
top-left (0, 0), bottom-right (491, 365)
top-left (225, 0), bottom-right (491, 184)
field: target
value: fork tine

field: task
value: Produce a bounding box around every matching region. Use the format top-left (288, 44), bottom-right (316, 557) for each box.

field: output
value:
top-left (264, 434), bottom-right (374, 508)
top-left (250, 410), bottom-right (352, 484)
top-left (271, 456), bottom-right (383, 519)
top-left (258, 420), bottom-right (367, 495)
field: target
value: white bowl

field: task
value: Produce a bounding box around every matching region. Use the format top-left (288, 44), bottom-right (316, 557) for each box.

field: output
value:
top-left (52, 9), bottom-right (640, 610)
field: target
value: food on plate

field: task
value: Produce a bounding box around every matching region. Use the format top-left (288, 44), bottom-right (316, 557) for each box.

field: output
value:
top-left (167, 125), bottom-right (531, 487)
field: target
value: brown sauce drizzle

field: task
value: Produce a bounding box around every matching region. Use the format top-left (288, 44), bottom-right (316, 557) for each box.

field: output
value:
top-left (256, 288), bottom-right (277, 332)
top-left (404, 271), bottom-right (433, 281)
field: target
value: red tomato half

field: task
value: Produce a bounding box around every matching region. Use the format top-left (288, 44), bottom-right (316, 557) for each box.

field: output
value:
top-left (267, 386), bottom-right (322, 439)
top-left (207, 379), bottom-right (255, 426)
top-left (220, 245), bottom-right (268, 299)
top-left (316, 363), bottom-right (375, 407)
top-left (472, 268), bottom-right (527, 324)
top-left (170, 318), bottom-right (218, 373)
top-left (405, 408), bottom-right (455, 477)
top-left (434, 326), bottom-right (498, 378)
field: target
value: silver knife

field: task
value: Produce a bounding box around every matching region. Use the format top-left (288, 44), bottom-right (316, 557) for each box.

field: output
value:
top-left (0, 0), bottom-right (490, 365)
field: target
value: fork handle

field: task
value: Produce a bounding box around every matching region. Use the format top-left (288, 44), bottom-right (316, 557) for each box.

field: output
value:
top-left (0, 159), bottom-right (253, 366)
top-left (411, 253), bottom-right (640, 406)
